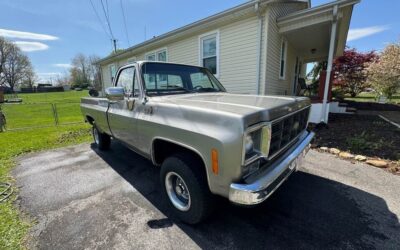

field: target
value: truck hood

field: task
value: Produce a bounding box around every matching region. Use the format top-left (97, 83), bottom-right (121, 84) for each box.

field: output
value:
top-left (159, 93), bottom-right (310, 124)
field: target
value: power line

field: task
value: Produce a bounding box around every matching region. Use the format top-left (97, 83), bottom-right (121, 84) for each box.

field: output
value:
top-left (100, 0), bottom-right (115, 39)
top-left (88, 0), bottom-right (112, 39)
top-left (120, 0), bottom-right (130, 46)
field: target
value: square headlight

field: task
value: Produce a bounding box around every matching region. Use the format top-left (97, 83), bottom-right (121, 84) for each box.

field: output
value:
top-left (242, 123), bottom-right (271, 165)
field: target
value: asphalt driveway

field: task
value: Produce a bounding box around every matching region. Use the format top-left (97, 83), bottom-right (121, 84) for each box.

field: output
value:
top-left (14, 142), bottom-right (400, 249)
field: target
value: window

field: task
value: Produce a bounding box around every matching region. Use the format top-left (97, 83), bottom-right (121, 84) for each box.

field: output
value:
top-left (115, 67), bottom-right (139, 97)
top-left (200, 32), bottom-right (218, 75)
top-left (279, 40), bottom-right (287, 79)
top-left (110, 64), bottom-right (117, 82)
top-left (146, 49), bottom-right (167, 62)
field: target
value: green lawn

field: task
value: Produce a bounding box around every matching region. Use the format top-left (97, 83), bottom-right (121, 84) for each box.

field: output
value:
top-left (0, 90), bottom-right (93, 249)
top-left (345, 92), bottom-right (400, 104)
top-left (2, 90), bottom-right (88, 129)
top-left (10, 90), bottom-right (89, 104)
top-left (0, 124), bottom-right (92, 249)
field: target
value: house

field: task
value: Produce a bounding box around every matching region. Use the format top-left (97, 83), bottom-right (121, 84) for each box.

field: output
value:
top-left (96, 0), bottom-right (359, 124)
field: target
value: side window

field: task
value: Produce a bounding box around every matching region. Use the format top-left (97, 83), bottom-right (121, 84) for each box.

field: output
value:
top-left (116, 67), bottom-right (134, 97)
top-left (133, 69), bottom-right (140, 97)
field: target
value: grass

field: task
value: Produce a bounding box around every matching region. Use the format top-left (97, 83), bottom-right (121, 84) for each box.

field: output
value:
top-left (0, 90), bottom-right (92, 249)
top-left (7, 90), bottom-right (89, 104)
top-left (2, 90), bottom-right (88, 130)
top-left (345, 92), bottom-right (400, 104)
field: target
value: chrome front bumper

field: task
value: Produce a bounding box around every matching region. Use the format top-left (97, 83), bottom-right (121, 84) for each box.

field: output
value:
top-left (229, 131), bottom-right (315, 205)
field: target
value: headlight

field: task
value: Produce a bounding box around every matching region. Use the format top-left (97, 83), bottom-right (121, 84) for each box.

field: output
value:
top-left (242, 123), bottom-right (271, 166)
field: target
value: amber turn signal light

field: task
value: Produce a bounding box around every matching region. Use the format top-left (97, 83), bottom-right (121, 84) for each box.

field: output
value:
top-left (211, 149), bottom-right (219, 175)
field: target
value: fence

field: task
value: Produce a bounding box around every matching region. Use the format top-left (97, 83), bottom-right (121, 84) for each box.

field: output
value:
top-left (1, 102), bottom-right (84, 131)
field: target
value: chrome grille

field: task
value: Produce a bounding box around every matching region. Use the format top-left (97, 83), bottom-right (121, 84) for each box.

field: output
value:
top-left (269, 107), bottom-right (310, 158)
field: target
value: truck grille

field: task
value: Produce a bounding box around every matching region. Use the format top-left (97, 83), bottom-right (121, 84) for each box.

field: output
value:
top-left (268, 107), bottom-right (310, 158)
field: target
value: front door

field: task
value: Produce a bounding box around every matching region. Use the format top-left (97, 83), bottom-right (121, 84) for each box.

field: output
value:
top-left (107, 66), bottom-right (141, 147)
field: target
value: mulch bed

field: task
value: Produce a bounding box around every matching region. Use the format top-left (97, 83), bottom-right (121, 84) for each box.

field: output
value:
top-left (310, 113), bottom-right (400, 173)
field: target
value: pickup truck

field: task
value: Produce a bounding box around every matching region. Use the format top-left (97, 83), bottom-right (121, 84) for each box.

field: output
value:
top-left (81, 61), bottom-right (314, 224)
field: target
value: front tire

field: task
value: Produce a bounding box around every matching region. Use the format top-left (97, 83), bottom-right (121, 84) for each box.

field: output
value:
top-left (160, 153), bottom-right (214, 224)
top-left (92, 124), bottom-right (111, 150)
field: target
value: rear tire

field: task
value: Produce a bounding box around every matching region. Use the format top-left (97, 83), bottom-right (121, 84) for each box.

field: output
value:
top-left (160, 153), bottom-right (214, 224)
top-left (92, 124), bottom-right (111, 150)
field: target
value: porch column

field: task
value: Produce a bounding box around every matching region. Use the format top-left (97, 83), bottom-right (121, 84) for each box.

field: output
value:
top-left (321, 4), bottom-right (338, 123)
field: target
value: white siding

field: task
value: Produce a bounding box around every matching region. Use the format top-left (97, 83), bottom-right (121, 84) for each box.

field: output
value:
top-left (219, 16), bottom-right (262, 94)
top-left (264, 3), bottom-right (306, 95)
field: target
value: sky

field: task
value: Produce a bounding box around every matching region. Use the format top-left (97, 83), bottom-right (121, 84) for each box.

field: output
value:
top-left (0, 0), bottom-right (398, 82)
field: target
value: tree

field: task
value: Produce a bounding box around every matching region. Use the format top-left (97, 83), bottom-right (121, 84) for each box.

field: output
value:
top-left (88, 55), bottom-right (102, 90)
top-left (70, 53), bottom-right (90, 88)
top-left (69, 53), bottom-right (101, 89)
top-left (20, 68), bottom-right (37, 88)
top-left (0, 37), bottom-right (14, 86)
top-left (54, 74), bottom-right (70, 87)
top-left (1, 43), bottom-right (33, 92)
top-left (333, 48), bottom-right (378, 97)
top-left (367, 41), bottom-right (400, 99)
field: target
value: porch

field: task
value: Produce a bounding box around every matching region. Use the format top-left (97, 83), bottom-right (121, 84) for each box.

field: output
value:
top-left (277, 0), bottom-right (359, 123)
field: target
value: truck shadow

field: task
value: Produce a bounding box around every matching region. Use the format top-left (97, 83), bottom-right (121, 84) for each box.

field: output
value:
top-left (92, 142), bottom-right (399, 249)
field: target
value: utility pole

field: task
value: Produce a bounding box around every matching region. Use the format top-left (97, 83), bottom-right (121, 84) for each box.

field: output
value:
top-left (112, 39), bottom-right (117, 53)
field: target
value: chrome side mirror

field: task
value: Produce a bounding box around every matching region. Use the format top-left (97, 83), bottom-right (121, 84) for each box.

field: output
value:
top-left (105, 87), bottom-right (125, 101)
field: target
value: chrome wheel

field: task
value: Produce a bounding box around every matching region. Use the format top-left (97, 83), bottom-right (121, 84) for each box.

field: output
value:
top-left (165, 172), bottom-right (191, 211)
top-left (93, 127), bottom-right (99, 145)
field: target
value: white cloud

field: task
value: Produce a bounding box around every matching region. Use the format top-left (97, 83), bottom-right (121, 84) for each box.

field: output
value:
top-left (0, 28), bottom-right (58, 41)
top-left (13, 41), bottom-right (48, 52)
top-left (347, 25), bottom-right (389, 42)
top-left (53, 63), bottom-right (72, 68)
top-left (13, 41), bottom-right (49, 52)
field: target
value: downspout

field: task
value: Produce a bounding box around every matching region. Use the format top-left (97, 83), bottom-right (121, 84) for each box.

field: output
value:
top-left (321, 4), bottom-right (338, 123)
top-left (255, 0), bottom-right (263, 95)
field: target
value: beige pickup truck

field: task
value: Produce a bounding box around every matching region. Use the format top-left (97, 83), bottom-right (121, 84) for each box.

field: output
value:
top-left (81, 61), bottom-right (314, 224)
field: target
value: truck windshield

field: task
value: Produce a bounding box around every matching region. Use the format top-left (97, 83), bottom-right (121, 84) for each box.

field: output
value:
top-left (141, 62), bottom-right (226, 96)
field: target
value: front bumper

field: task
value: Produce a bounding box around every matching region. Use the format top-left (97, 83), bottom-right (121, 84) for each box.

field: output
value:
top-left (229, 131), bottom-right (315, 205)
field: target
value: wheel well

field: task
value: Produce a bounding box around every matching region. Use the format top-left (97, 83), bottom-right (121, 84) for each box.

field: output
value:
top-left (153, 139), bottom-right (206, 169)
top-left (86, 116), bottom-right (94, 125)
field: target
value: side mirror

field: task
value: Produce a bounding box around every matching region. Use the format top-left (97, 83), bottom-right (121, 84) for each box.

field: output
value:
top-left (105, 87), bottom-right (125, 101)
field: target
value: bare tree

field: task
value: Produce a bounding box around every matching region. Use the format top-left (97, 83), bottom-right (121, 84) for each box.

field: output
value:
top-left (70, 53), bottom-right (90, 87)
top-left (0, 37), bottom-right (14, 86)
top-left (88, 55), bottom-right (102, 90)
top-left (2, 44), bottom-right (33, 91)
top-left (70, 53), bottom-right (101, 89)
top-left (54, 74), bottom-right (70, 87)
top-left (21, 67), bottom-right (37, 88)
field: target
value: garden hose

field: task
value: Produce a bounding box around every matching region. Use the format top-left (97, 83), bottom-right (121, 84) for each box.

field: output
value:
top-left (0, 182), bottom-right (12, 202)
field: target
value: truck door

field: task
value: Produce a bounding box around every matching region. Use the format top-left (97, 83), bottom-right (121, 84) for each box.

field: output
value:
top-left (107, 66), bottom-right (141, 147)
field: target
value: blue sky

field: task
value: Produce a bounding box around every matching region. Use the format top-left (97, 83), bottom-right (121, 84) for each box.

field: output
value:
top-left (0, 0), bottom-right (398, 81)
